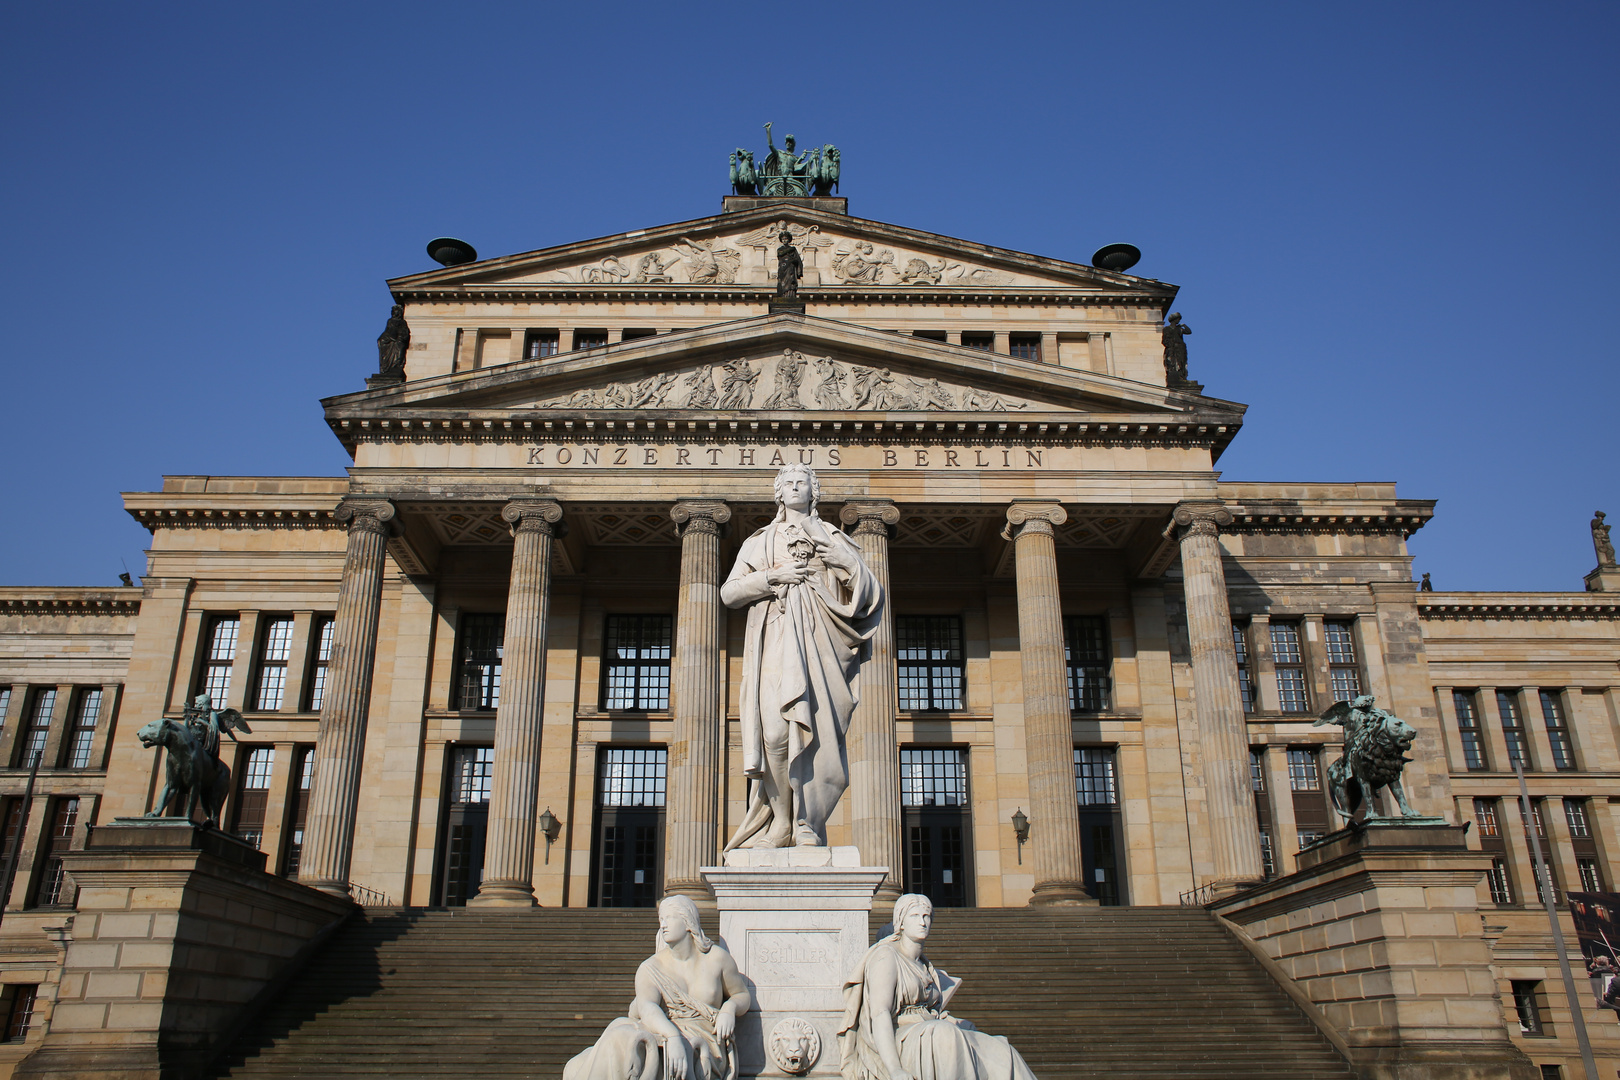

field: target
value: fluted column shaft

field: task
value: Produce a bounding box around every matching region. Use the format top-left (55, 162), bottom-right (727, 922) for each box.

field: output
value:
top-left (1174, 502), bottom-right (1264, 890)
top-left (664, 501), bottom-right (731, 901)
top-left (302, 499), bottom-right (396, 898)
top-left (1006, 503), bottom-right (1091, 905)
top-left (841, 501), bottom-right (903, 898)
top-left (472, 500), bottom-right (563, 906)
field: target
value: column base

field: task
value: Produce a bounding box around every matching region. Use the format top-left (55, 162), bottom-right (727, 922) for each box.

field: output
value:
top-left (467, 882), bottom-right (537, 907)
top-left (1206, 876), bottom-right (1265, 901)
top-left (663, 878), bottom-right (715, 906)
top-left (1028, 880), bottom-right (1099, 906)
top-left (873, 880), bottom-right (903, 905)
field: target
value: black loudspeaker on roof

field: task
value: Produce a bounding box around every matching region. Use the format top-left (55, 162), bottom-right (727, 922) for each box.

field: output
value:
top-left (427, 237), bottom-right (479, 267)
top-left (1091, 244), bottom-right (1141, 273)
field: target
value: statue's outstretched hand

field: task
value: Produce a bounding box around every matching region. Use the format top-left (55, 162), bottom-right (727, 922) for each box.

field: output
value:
top-left (667, 1037), bottom-right (692, 1080)
top-left (715, 1009), bottom-right (735, 1042)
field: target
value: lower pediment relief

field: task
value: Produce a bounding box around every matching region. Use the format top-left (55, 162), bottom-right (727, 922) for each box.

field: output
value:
top-left (529, 350), bottom-right (1034, 413)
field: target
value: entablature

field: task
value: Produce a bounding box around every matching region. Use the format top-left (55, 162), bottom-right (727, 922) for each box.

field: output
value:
top-left (1418, 594), bottom-right (1620, 620)
top-left (0, 587), bottom-right (142, 616)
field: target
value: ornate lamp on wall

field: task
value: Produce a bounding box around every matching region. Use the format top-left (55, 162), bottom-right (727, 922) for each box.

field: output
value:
top-left (1011, 807), bottom-right (1029, 864)
top-left (539, 807), bottom-right (562, 864)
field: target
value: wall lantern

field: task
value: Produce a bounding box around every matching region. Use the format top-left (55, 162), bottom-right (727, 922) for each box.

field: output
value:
top-left (1011, 807), bottom-right (1029, 863)
top-left (539, 807), bottom-right (562, 863)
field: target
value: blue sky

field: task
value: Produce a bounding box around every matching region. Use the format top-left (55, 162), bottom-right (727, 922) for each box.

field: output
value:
top-left (1, 2), bottom-right (1614, 590)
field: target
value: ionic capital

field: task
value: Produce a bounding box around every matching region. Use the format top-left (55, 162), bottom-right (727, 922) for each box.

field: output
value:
top-left (1002, 502), bottom-right (1066, 541)
top-left (1172, 502), bottom-right (1233, 541)
top-left (670, 500), bottom-right (731, 537)
top-left (334, 499), bottom-right (398, 537)
top-left (502, 499), bottom-right (565, 537)
top-left (839, 500), bottom-right (901, 538)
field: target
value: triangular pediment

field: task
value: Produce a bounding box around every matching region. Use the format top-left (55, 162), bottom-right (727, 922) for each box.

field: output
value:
top-left (388, 205), bottom-right (1176, 297)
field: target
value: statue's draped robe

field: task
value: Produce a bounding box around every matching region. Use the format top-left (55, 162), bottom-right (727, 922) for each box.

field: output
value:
top-left (563, 959), bottom-right (735, 1080)
top-left (839, 939), bottom-right (1037, 1080)
top-left (722, 518), bottom-right (882, 848)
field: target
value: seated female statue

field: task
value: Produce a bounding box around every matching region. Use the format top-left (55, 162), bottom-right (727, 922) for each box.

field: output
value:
top-left (838, 894), bottom-right (1037, 1080)
top-left (564, 895), bottom-right (751, 1080)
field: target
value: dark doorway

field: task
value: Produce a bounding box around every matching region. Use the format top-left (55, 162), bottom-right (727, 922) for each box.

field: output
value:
top-left (1075, 747), bottom-right (1126, 906)
top-left (900, 748), bottom-right (973, 907)
top-left (591, 747), bottom-right (666, 907)
top-left (434, 746), bottom-right (492, 906)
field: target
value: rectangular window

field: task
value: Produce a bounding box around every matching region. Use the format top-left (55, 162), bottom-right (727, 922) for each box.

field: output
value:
top-left (0, 687), bottom-right (11, 722)
top-left (1270, 623), bottom-right (1309, 713)
top-left (1008, 334), bottom-right (1041, 362)
top-left (456, 613), bottom-right (504, 711)
top-left (897, 616), bottom-right (964, 711)
top-left (1233, 624), bottom-right (1254, 714)
top-left (912, 330), bottom-right (947, 342)
top-left (233, 748), bottom-right (275, 849)
top-left (35, 797), bottom-right (79, 907)
top-left (619, 328), bottom-right (656, 342)
top-left (254, 618), bottom-right (295, 711)
top-left (283, 746), bottom-right (314, 878)
top-left (602, 615), bottom-right (673, 711)
top-left (1497, 690), bottom-right (1527, 767)
top-left (1453, 690), bottom-right (1486, 771)
top-left (1250, 748), bottom-right (1266, 793)
top-left (1539, 690), bottom-right (1574, 771)
top-left (1324, 621), bottom-right (1361, 702)
top-left (901, 749), bottom-right (968, 807)
top-left (1524, 798), bottom-right (1548, 840)
top-left (1074, 747), bottom-right (1118, 807)
top-left (1566, 799), bottom-right (1591, 838)
top-left (573, 330), bottom-right (608, 351)
top-left (1579, 857), bottom-right (1604, 893)
top-left (597, 748), bottom-right (666, 808)
top-left (199, 615), bottom-right (240, 704)
top-left (1258, 829), bottom-right (1276, 878)
top-left (1474, 798), bottom-right (1501, 838)
top-left (450, 746), bottom-right (495, 804)
top-left (1475, 797), bottom-right (1512, 903)
top-left (1511, 981), bottom-right (1544, 1035)
top-left (1487, 857), bottom-right (1514, 904)
top-left (960, 332), bottom-right (993, 351)
top-left (524, 330), bottom-right (559, 359)
top-left (1064, 616), bottom-right (1110, 712)
top-left (1252, 748), bottom-right (1276, 879)
top-left (1539, 1066), bottom-right (1564, 1080)
top-left (1287, 749), bottom-right (1322, 792)
top-left (306, 617), bottom-right (334, 712)
top-left (65, 688), bottom-right (102, 769)
top-left (1, 985), bottom-right (36, 1042)
top-left (16, 689), bottom-right (54, 768)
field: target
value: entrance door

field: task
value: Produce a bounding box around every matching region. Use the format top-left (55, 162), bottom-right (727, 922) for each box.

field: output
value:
top-left (591, 747), bottom-right (666, 908)
top-left (435, 746), bottom-right (492, 906)
top-left (1075, 747), bottom-right (1126, 906)
top-left (900, 748), bottom-right (973, 907)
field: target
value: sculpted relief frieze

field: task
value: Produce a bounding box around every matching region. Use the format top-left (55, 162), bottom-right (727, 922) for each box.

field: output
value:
top-left (532, 350), bottom-right (1031, 412)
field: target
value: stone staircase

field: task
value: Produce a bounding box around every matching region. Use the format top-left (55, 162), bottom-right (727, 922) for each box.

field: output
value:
top-left (205, 907), bottom-right (1356, 1080)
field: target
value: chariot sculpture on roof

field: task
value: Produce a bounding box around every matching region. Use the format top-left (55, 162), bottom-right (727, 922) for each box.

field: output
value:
top-left (730, 123), bottom-right (839, 198)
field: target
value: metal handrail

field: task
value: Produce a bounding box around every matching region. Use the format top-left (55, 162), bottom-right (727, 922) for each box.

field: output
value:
top-left (1179, 882), bottom-right (1215, 907)
top-left (348, 881), bottom-right (393, 907)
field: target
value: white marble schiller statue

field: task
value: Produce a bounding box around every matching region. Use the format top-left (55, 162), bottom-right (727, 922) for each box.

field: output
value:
top-left (563, 896), bottom-right (751, 1080)
top-left (839, 895), bottom-right (1038, 1080)
top-left (722, 464), bottom-right (884, 849)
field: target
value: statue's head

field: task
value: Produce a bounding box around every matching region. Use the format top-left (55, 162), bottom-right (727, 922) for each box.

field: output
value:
top-left (390, 304), bottom-right (403, 316)
top-left (656, 895), bottom-right (712, 953)
top-left (1168, 313), bottom-right (1182, 324)
top-left (785, 135), bottom-right (796, 149)
top-left (773, 464), bottom-right (820, 516)
top-left (892, 893), bottom-right (933, 943)
top-left (779, 229), bottom-right (793, 244)
top-left (192, 693), bottom-right (211, 710)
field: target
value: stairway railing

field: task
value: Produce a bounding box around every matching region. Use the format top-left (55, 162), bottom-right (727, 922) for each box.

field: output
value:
top-left (1179, 881), bottom-right (1215, 907)
top-left (348, 881), bottom-right (393, 907)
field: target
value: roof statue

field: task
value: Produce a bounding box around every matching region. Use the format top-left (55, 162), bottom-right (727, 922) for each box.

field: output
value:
top-left (733, 123), bottom-right (839, 197)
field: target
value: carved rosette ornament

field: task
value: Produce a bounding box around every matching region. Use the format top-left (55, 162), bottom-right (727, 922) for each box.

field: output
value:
top-left (669, 500), bottom-right (732, 538)
top-left (333, 498), bottom-right (399, 537)
top-left (502, 499), bottom-right (565, 537)
top-left (767, 1017), bottom-right (821, 1075)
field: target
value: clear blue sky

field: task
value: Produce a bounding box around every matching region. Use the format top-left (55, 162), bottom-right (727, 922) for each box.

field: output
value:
top-left (2, 2), bottom-right (1614, 590)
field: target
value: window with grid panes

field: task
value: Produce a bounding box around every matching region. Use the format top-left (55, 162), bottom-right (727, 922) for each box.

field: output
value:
top-left (0, 688), bottom-right (10, 723)
top-left (283, 746), bottom-right (314, 878)
top-left (1566, 799), bottom-right (1591, 838)
top-left (35, 798), bottom-right (78, 906)
top-left (1064, 616), bottom-right (1110, 712)
top-left (1287, 749), bottom-right (1322, 791)
top-left (1497, 690), bottom-right (1527, 767)
top-left (1474, 798), bottom-right (1513, 903)
top-left (960, 332), bottom-right (993, 351)
top-left (1539, 690), bottom-right (1574, 770)
top-left (1579, 858), bottom-right (1604, 893)
top-left (1270, 623), bottom-right (1309, 713)
top-left (1453, 690), bottom-right (1486, 770)
top-left (1487, 857), bottom-right (1513, 904)
top-left (901, 749), bottom-right (967, 807)
top-left (1324, 621), bottom-right (1361, 702)
top-left (65, 689), bottom-right (102, 769)
top-left (199, 616), bottom-right (239, 703)
top-left (597, 748), bottom-right (666, 807)
top-left (233, 748), bottom-right (275, 849)
top-left (1512, 981), bottom-right (1544, 1035)
top-left (573, 330), bottom-right (608, 350)
top-left (450, 746), bottom-right (495, 804)
top-left (1, 985), bottom-right (36, 1042)
top-left (1251, 748), bottom-right (1276, 878)
top-left (456, 613), bottom-right (504, 711)
top-left (306, 617), bottom-right (333, 711)
top-left (602, 615), bottom-right (673, 710)
top-left (1008, 334), bottom-right (1041, 361)
top-left (1250, 749), bottom-right (1266, 793)
top-left (1474, 798), bottom-right (1501, 839)
top-left (896, 616), bottom-right (964, 711)
top-left (254, 618), bottom-right (295, 711)
top-left (1233, 624), bottom-right (1254, 713)
top-left (1074, 747), bottom-right (1117, 807)
top-left (15, 689), bottom-right (54, 768)
top-left (524, 330), bottom-right (560, 359)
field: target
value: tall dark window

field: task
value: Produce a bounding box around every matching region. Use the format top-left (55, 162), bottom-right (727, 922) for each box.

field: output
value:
top-left (524, 330), bottom-right (560, 359)
top-left (573, 330), bottom-right (608, 350)
top-left (456, 613), bottom-right (504, 711)
top-left (1, 985), bottom-right (36, 1042)
top-left (1453, 690), bottom-right (1486, 771)
top-left (1288, 748), bottom-right (1329, 847)
top-left (1324, 621), bottom-right (1361, 702)
top-left (1539, 690), bottom-right (1575, 771)
top-left (592, 748), bottom-right (667, 908)
top-left (1064, 616), bottom-right (1110, 712)
top-left (1497, 690), bottom-right (1527, 767)
top-left (199, 615), bottom-right (240, 703)
top-left (1008, 334), bottom-right (1041, 361)
top-left (1074, 747), bottom-right (1123, 905)
top-left (15, 689), bottom-right (54, 768)
top-left (897, 616), bottom-right (964, 711)
top-left (254, 618), bottom-right (295, 711)
top-left (1567, 797), bottom-right (1605, 892)
top-left (233, 748), bottom-right (275, 849)
top-left (438, 746), bottom-right (494, 906)
top-left (1511, 981), bottom-right (1544, 1035)
top-left (0, 687), bottom-right (11, 721)
top-left (64, 688), bottom-right (102, 769)
top-left (283, 746), bottom-right (314, 878)
top-left (1233, 624), bottom-right (1255, 714)
top-left (602, 615), bottom-right (673, 710)
top-left (34, 798), bottom-right (79, 907)
top-left (901, 749), bottom-right (971, 907)
top-left (306, 617), bottom-right (334, 712)
top-left (960, 332), bottom-right (993, 351)
top-left (1474, 798), bottom-right (1513, 904)
top-left (1522, 797), bottom-right (1560, 902)
top-left (1252, 748), bottom-right (1275, 878)
top-left (1270, 623), bottom-right (1309, 713)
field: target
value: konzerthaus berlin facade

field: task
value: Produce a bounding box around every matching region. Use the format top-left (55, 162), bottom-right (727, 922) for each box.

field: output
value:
top-left (1, 191), bottom-right (1618, 1072)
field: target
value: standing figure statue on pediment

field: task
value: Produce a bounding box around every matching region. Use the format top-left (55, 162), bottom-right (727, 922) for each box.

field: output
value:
top-left (718, 358), bottom-right (759, 410)
top-left (1594, 511), bottom-right (1617, 567)
top-left (764, 350), bottom-right (807, 409)
top-left (376, 304), bottom-right (409, 378)
top-left (1162, 313), bottom-right (1192, 385)
top-left (775, 230), bottom-right (804, 298)
top-left (685, 364), bottom-right (719, 409)
top-left (813, 356), bottom-right (847, 409)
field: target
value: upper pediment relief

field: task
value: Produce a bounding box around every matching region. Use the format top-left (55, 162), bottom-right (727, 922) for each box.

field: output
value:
top-left (387, 207), bottom-right (1176, 298)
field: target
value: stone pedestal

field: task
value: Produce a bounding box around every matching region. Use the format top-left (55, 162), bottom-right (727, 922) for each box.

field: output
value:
top-left (1212, 823), bottom-right (1538, 1080)
top-left (703, 848), bottom-right (886, 1080)
top-left (1584, 564), bottom-right (1620, 592)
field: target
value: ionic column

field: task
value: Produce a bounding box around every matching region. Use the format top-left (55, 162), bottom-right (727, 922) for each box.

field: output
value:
top-left (472, 500), bottom-right (564, 906)
top-left (301, 499), bottom-right (397, 898)
top-left (663, 501), bottom-right (731, 901)
top-left (1173, 502), bottom-right (1265, 892)
top-left (840, 500), bottom-right (903, 899)
top-left (1005, 503), bottom-right (1091, 905)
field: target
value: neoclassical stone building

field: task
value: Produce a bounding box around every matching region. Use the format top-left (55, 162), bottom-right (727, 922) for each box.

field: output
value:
top-left (0, 192), bottom-right (1617, 1076)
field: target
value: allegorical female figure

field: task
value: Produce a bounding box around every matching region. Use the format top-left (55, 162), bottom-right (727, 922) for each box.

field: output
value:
top-left (839, 894), bottom-right (1039, 1080)
top-left (563, 895), bottom-right (750, 1080)
top-left (721, 464), bottom-right (883, 848)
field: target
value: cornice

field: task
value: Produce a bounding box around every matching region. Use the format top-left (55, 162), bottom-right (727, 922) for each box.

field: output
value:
top-left (392, 285), bottom-right (1174, 307)
top-left (1224, 507), bottom-right (1433, 539)
top-left (1418, 594), bottom-right (1620, 620)
top-left (127, 506), bottom-right (343, 532)
top-left (0, 588), bottom-right (142, 615)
